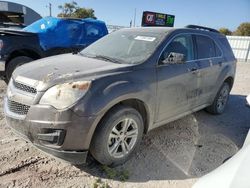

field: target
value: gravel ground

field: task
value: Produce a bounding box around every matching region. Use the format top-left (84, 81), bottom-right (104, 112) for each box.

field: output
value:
top-left (0, 62), bottom-right (249, 188)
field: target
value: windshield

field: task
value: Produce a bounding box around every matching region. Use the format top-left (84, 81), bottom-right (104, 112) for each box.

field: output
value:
top-left (80, 29), bottom-right (165, 64)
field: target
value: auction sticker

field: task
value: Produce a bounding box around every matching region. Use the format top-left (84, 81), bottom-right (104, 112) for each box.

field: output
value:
top-left (135, 36), bottom-right (156, 42)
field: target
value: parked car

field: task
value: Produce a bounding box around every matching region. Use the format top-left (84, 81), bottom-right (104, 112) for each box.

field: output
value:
top-left (4, 25), bottom-right (236, 166)
top-left (193, 129), bottom-right (250, 188)
top-left (0, 17), bottom-right (108, 81)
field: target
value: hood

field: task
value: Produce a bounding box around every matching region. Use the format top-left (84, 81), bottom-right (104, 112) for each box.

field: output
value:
top-left (12, 54), bottom-right (132, 91)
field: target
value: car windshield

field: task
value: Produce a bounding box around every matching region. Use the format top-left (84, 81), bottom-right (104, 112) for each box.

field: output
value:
top-left (80, 29), bottom-right (165, 64)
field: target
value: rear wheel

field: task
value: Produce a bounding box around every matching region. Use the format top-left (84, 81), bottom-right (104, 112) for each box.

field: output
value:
top-left (6, 56), bottom-right (34, 82)
top-left (206, 82), bottom-right (230, 114)
top-left (90, 105), bottom-right (144, 166)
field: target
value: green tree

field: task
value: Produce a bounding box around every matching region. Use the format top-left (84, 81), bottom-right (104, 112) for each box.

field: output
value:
top-left (218, 27), bottom-right (232, 35)
top-left (234, 22), bottom-right (250, 36)
top-left (58, 1), bottom-right (96, 19)
top-left (58, 1), bottom-right (78, 17)
top-left (73, 8), bottom-right (96, 19)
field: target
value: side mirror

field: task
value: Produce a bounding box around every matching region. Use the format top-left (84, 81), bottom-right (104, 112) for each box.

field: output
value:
top-left (163, 52), bottom-right (186, 64)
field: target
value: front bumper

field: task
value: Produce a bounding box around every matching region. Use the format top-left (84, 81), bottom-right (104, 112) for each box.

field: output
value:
top-left (4, 97), bottom-right (98, 164)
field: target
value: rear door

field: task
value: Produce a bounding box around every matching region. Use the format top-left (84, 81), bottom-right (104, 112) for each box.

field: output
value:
top-left (155, 34), bottom-right (200, 123)
top-left (194, 34), bottom-right (224, 105)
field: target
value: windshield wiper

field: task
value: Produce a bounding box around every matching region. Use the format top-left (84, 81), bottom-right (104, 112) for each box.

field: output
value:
top-left (93, 55), bottom-right (123, 64)
top-left (79, 53), bottom-right (124, 64)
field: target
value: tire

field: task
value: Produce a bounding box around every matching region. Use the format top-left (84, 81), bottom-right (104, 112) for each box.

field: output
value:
top-left (6, 56), bottom-right (34, 82)
top-left (90, 105), bottom-right (144, 166)
top-left (206, 82), bottom-right (230, 114)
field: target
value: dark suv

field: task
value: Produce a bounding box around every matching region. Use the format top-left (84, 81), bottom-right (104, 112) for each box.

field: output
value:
top-left (4, 25), bottom-right (236, 166)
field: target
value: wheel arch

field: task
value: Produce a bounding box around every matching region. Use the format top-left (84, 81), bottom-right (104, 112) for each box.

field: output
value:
top-left (6, 49), bottom-right (41, 67)
top-left (88, 98), bottom-right (151, 148)
top-left (224, 76), bottom-right (234, 90)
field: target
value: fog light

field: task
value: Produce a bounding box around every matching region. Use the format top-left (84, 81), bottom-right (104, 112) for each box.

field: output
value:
top-left (37, 129), bottom-right (66, 146)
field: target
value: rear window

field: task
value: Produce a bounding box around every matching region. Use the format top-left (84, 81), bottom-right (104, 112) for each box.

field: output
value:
top-left (219, 37), bottom-right (232, 53)
top-left (219, 37), bottom-right (235, 59)
top-left (196, 35), bottom-right (216, 59)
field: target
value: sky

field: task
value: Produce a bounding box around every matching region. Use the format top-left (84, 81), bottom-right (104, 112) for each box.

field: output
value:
top-left (5, 0), bottom-right (250, 31)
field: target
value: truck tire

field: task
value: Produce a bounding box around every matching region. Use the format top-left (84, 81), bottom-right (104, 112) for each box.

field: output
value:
top-left (90, 105), bottom-right (144, 166)
top-left (206, 82), bottom-right (230, 114)
top-left (6, 56), bottom-right (34, 82)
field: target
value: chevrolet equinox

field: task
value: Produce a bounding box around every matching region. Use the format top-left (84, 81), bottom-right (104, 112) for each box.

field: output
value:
top-left (4, 25), bottom-right (236, 166)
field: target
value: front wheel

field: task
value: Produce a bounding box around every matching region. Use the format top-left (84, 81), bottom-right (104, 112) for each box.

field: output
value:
top-left (206, 82), bottom-right (230, 114)
top-left (90, 106), bottom-right (144, 166)
top-left (6, 56), bottom-right (34, 82)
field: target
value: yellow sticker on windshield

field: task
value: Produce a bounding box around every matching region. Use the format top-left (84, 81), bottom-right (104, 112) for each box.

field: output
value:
top-left (135, 36), bottom-right (156, 42)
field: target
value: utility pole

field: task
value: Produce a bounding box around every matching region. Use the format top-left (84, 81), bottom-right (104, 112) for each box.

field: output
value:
top-left (46, 3), bottom-right (52, 16)
top-left (133, 8), bottom-right (136, 27)
top-left (49, 3), bottom-right (52, 16)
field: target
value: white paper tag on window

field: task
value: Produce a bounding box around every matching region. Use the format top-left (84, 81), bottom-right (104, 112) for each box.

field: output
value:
top-left (135, 36), bottom-right (156, 42)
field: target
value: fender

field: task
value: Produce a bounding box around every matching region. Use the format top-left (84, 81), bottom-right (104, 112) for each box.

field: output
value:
top-left (210, 62), bottom-right (235, 101)
top-left (74, 71), bottom-right (156, 118)
top-left (73, 72), bottom-right (156, 149)
top-left (74, 68), bottom-right (156, 117)
top-left (9, 44), bottom-right (43, 57)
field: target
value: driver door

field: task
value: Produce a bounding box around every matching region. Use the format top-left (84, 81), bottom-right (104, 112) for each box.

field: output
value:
top-left (155, 34), bottom-right (200, 123)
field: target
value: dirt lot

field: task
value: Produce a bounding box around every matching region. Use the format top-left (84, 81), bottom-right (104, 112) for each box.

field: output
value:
top-left (0, 62), bottom-right (249, 188)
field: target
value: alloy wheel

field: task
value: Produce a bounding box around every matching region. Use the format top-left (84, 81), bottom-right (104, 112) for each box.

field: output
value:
top-left (107, 118), bottom-right (138, 158)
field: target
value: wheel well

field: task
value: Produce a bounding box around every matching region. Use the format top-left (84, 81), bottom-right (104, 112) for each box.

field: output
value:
top-left (96, 99), bottom-right (149, 135)
top-left (119, 99), bottom-right (149, 133)
top-left (224, 77), bottom-right (234, 90)
top-left (6, 49), bottom-right (41, 64)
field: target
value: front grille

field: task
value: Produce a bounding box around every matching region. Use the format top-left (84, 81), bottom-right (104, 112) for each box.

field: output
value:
top-left (13, 80), bottom-right (37, 94)
top-left (7, 100), bottom-right (30, 115)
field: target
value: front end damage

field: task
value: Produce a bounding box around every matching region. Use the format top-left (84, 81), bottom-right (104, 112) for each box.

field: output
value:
top-left (4, 78), bottom-right (97, 164)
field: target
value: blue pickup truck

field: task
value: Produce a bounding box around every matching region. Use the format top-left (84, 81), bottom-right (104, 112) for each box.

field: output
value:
top-left (0, 17), bottom-right (108, 81)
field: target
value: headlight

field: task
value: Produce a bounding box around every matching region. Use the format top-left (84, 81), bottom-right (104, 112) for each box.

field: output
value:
top-left (40, 81), bottom-right (91, 109)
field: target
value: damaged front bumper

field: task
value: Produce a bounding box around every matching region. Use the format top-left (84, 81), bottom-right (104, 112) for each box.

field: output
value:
top-left (4, 97), bottom-right (97, 164)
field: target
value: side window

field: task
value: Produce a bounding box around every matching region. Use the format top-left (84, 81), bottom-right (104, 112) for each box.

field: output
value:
top-left (160, 35), bottom-right (194, 62)
top-left (214, 42), bottom-right (222, 57)
top-left (195, 35), bottom-right (216, 59)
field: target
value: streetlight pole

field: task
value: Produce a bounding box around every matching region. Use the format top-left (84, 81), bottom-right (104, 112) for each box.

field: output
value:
top-left (49, 3), bottom-right (52, 17)
top-left (133, 8), bottom-right (136, 27)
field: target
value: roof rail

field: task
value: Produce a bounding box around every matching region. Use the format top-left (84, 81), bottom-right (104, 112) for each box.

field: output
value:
top-left (185, 25), bottom-right (219, 33)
